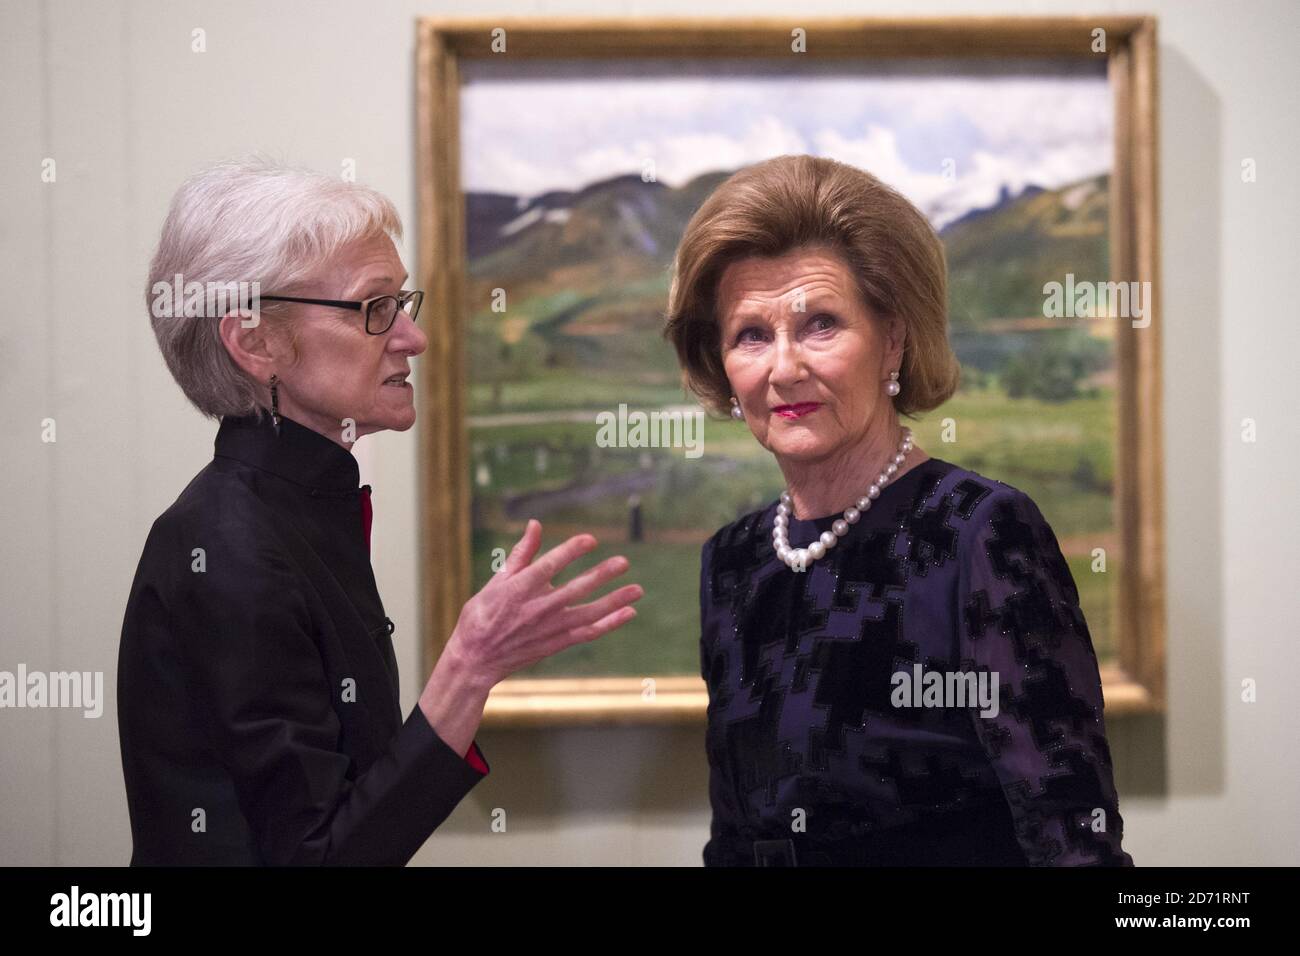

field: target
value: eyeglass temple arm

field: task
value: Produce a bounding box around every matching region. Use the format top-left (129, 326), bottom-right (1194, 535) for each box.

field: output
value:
top-left (257, 295), bottom-right (363, 311)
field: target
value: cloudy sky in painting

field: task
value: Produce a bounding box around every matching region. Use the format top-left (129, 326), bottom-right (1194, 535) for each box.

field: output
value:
top-left (460, 58), bottom-right (1111, 230)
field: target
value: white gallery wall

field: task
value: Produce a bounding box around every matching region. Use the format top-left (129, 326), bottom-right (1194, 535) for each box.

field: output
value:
top-left (1, 0), bottom-right (1296, 865)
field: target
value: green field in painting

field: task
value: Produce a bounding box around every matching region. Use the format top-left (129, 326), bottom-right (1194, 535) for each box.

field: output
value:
top-left (468, 383), bottom-right (1118, 677)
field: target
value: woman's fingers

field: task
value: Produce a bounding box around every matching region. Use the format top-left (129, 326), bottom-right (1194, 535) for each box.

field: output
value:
top-left (490, 526), bottom-right (641, 664)
top-left (562, 605), bottom-right (637, 645)
top-left (514, 533), bottom-right (598, 590)
top-left (503, 519), bottom-right (542, 575)
top-left (538, 554), bottom-right (631, 611)
top-left (552, 583), bottom-right (644, 635)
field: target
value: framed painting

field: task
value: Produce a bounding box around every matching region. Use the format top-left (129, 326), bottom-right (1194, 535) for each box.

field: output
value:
top-left (416, 16), bottom-right (1164, 725)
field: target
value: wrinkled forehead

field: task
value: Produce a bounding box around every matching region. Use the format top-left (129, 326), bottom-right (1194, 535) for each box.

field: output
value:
top-left (304, 233), bottom-right (409, 297)
top-left (716, 247), bottom-right (859, 323)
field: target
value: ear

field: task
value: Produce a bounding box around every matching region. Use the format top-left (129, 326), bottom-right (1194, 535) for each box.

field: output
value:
top-left (883, 313), bottom-right (907, 372)
top-left (218, 310), bottom-right (280, 384)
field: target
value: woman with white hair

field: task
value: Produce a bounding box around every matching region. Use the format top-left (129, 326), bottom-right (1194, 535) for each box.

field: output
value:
top-left (118, 159), bottom-right (643, 865)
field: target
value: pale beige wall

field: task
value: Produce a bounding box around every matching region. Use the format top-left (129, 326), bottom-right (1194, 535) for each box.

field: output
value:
top-left (1, 0), bottom-right (1296, 865)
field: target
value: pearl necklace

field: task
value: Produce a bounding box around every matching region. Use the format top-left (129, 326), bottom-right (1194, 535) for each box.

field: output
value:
top-left (771, 427), bottom-right (914, 572)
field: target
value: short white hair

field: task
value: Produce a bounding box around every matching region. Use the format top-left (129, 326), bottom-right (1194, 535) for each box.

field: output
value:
top-left (146, 156), bottom-right (403, 419)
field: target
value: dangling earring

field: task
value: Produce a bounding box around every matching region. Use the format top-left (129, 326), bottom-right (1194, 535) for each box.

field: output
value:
top-left (885, 370), bottom-right (900, 397)
top-left (730, 396), bottom-right (745, 420)
top-left (269, 374), bottom-right (282, 435)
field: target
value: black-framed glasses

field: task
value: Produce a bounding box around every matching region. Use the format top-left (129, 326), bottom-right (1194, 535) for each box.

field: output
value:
top-left (258, 289), bottom-right (424, 335)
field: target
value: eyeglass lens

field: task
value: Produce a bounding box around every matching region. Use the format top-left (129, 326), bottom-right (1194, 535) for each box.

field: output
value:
top-left (365, 294), bottom-right (419, 333)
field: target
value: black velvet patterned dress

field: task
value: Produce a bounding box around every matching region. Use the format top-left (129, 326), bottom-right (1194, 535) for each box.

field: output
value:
top-left (699, 457), bottom-right (1134, 866)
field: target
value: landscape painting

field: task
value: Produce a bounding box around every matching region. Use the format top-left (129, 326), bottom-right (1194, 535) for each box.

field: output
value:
top-left (457, 57), bottom-right (1119, 680)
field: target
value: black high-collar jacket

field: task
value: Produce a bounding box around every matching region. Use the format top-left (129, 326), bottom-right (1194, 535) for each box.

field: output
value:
top-left (117, 412), bottom-right (488, 865)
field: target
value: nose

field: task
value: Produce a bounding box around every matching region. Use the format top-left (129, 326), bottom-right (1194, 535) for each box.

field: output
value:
top-left (769, 330), bottom-right (806, 388)
top-left (388, 312), bottom-right (428, 357)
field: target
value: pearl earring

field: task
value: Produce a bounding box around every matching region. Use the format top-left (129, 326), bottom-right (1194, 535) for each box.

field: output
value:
top-left (730, 397), bottom-right (744, 420)
top-left (885, 370), bottom-right (900, 397)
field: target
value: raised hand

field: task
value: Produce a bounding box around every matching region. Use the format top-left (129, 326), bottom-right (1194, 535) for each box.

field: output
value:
top-left (447, 520), bottom-right (643, 687)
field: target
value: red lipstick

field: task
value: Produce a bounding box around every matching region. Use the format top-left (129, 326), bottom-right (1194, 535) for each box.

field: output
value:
top-left (772, 402), bottom-right (822, 420)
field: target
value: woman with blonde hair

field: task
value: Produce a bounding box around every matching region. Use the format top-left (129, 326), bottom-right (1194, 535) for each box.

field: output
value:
top-left (666, 154), bottom-right (1132, 867)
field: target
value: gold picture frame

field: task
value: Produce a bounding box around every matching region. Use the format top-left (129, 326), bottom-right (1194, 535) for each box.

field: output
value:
top-left (416, 16), bottom-right (1165, 726)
